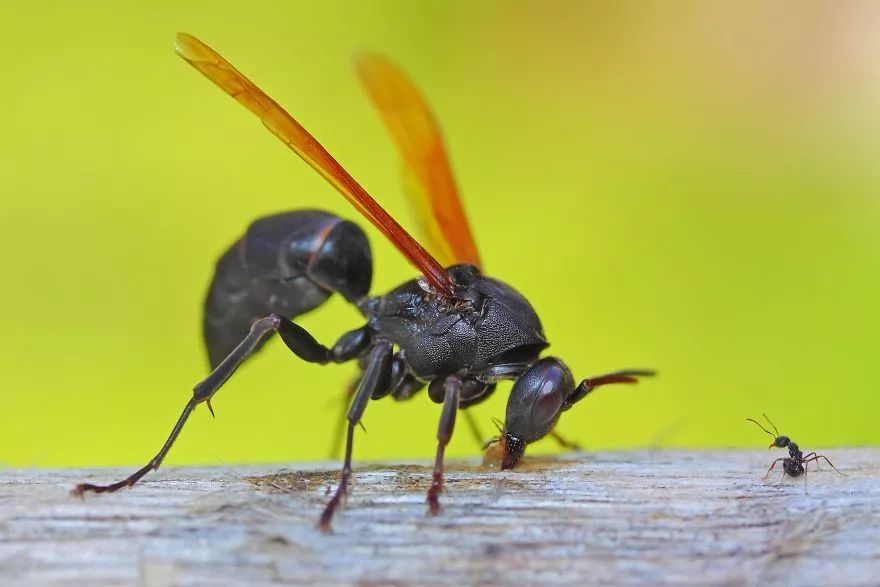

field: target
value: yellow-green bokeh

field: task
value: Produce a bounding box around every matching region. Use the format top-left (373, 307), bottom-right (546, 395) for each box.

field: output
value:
top-left (1, 1), bottom-right (878, 467)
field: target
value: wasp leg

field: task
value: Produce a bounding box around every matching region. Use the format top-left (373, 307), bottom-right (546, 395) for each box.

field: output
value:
top-left (426, 376), bottom-right (462, 515)
top-left (72, 399), bottom-right (198, 495)
top-left (72, 315), bottom-right (369, 496)
top-left (328, 376), bottom-right (360, 459)
top-left (462, 409), bottom-right (485, 448)
top-left (319, 340), bottom-right (393, 531)
top-left (548, 428), bottom-right (582, 452)
top-left (454, 381), bottom-right (497, 449)
top-left (803, 454), bottom-right (846, 476)
top-left (328, 352), bottom-right (413, 458)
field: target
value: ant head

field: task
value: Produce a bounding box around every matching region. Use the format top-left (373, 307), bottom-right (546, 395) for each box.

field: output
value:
top-left (746, 414), bottom-right (790, 449)
top-left (772, 435), bottom-right (790, 449)
top-left (483, 358), bottom-right (573, 470)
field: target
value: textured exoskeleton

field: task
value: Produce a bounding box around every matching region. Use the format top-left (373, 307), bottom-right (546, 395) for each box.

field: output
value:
top-left (73, 34), bottom-right (653, 530)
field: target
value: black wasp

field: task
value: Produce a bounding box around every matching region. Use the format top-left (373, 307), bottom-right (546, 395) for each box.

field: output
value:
top-left (747, 414), bottom-right (845, 487)
top-left (73, 33), bottom-right (654, 529)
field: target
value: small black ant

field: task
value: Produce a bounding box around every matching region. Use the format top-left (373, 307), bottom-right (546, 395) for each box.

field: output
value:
top-left (746, 414), bottom-right (845, 488)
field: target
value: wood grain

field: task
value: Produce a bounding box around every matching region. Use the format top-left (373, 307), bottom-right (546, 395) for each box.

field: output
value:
top-left (1, 449), bottom-right (877, 586)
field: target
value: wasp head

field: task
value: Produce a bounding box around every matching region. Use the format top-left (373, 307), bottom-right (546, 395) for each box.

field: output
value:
top-left (483, 358), bottom-right (573, 470)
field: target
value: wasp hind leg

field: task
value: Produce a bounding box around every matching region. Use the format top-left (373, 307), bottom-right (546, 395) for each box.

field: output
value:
top-left (73, 315), bottom-right (369, 496)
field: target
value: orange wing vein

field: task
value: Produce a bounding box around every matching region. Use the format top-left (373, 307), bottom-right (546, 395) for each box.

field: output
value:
top-left (174, 33), bottom-right (454, 297)
top-left (356, 53), bottom-right (481, 269)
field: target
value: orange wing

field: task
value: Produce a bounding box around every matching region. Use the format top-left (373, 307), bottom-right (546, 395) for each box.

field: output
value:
top-left (355, 53), bottom-right (481, 269)
top-left (174, 33), bottom-right (454, 298)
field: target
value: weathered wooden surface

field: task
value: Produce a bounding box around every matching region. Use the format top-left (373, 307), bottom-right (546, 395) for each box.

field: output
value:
top-left (0, 449), bottom-right (877, 586)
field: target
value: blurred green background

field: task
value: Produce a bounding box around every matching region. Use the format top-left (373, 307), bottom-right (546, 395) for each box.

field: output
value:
top-left (1, 1), bottom-right (878, 468)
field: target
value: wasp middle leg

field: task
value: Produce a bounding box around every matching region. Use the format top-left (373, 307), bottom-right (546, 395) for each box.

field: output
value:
top-left (319, 340), bottom-right (393, 531)
top-left (426, 376), bottom-right (462, 515)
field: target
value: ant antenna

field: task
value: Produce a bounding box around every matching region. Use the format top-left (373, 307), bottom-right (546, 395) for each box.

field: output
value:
top-left (745, 416), bottom-right (775, 439)
top-left (480, 417), bottom-right (506, 450)
top-left (762, 413), bottom-right (780, 437)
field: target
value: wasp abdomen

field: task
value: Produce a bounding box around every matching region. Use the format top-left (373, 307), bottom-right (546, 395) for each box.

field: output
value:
top-left (203, 210), bottom-right (372, 368)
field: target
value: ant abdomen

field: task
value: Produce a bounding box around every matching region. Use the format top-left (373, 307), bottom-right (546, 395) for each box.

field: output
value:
top-left (783, 459), bottom-right (804, 477)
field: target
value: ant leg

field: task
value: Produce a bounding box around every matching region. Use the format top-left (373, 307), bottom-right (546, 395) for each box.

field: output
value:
top-left (426, 376), bottom-right (462, 515)
top-left (803, 454), bottom-right (847, 476)
top-left (762, 458), bottom-right (785, 480)
top-left (801, 452), bottom-right (821, 471)
top-left (803, 459), bottom-right (809, 494)
top-left (563, 369), bottom-right (656, 410)
top-left (73, 315), bottom-right (369, 496)
top-left (319, 340), bottom-right (393, 531)
top-left (548, 428), bottom-right (582, 452)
